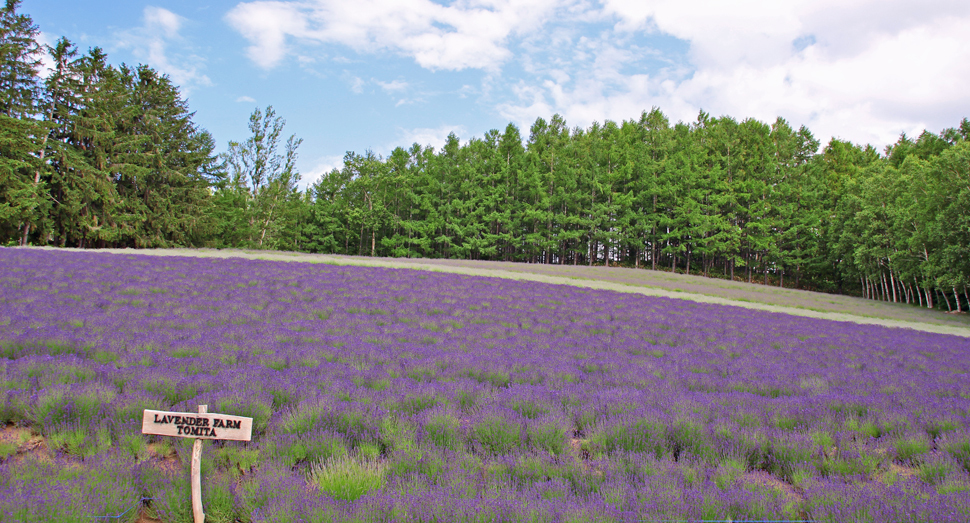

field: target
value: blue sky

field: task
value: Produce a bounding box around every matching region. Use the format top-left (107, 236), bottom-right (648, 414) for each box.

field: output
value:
top-left (24, 0), bottom-right (970, 187)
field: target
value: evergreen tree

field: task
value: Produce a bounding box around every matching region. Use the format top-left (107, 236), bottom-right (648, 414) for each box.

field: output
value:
top-left (0, 0), bottom-right (42, 243)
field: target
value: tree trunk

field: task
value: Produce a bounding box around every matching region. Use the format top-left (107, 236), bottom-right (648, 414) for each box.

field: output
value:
top-left (889, 269), bottom-right (898, 303)
top-left (940, 288), bottom-right (952, 312)
top-left (955, 287), bottom-right (962, 313)
top-left (746, 251), bottom-right (751, 283)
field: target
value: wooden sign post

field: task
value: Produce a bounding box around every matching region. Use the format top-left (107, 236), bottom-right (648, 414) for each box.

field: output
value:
top-left (143, 406), bottom-right (253, 523)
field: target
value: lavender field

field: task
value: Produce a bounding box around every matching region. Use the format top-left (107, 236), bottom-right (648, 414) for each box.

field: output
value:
top-left (1, 248), bottom-right (970, 522)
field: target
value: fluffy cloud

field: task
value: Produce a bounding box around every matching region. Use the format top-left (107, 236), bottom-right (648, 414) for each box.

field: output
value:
top-left (395, 124), bottom-right (468, 151)
top-left (116, 6), bottom-right (212, 91)
top-left (376, 79), bottom-right (408, 92)
top-left (543, 0), bottom-right (970, 146)
top-left (225, 0), bottom-right (563, 71)
top-left (300, 154), bottom-right (346, 189)
top-left (225, 0), bottom-right (970, 148)
top-left (34, 32), bottom-right (56, 79)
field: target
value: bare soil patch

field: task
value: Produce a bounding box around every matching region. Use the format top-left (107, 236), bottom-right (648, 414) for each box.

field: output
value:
top-left (741, 470), bottom-right (804, 504)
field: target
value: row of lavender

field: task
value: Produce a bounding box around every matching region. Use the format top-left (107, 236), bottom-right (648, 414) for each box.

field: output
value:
top-left (1, 248), bottom-right (969, 522)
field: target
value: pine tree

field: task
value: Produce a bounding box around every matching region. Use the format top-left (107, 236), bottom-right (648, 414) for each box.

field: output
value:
top-left (0, 0), bottom-right (42, 243)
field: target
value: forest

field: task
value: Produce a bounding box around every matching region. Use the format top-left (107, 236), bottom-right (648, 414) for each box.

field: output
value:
top-left (2, 1), bottom-right (969, 310)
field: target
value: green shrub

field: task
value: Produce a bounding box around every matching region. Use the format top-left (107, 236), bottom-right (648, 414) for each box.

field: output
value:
top-left (474, 417), bottom-right (522, 454)
top-left (590, 419), bottom-right (665, 458)
top-left (216, 396), bottom-right (273, 433)
top-left (215, 445), bottom-right (261, 476)
top-left (32, 386), bottom-right (115, 435)
top-left (713, 458), bottom-right (745, 490)
top-left (387, 393), bottom-right (438, 416)
top-left (423, 413), bottom-right (461, 450)
top-left (944, 438), bottom-right (970, 473)
top-left (926, 419), bottom-right (959, 439)
top-left (310, 454), bottom-right (387, 501)
top-left (895, 437), bottom-right (930, 464)
top-left (527, 422), bottom-right (566, 455)
top-left (202, 473), bottom-right (239, 523)
top-left (919, 459), bottom-right (951, 485)
top-left (0, 441), bottom-right (18, 460)
top-left (379, 416), bottom-right (416, 453)
top-left (143, 378), bottom-right (199, 406)
top-left (455, 389), bottom-right (478, 411)
top-left (279, 436), bottom-right (347, 467)
top-left (510, 399), bottom-right (549, 420)
top-left (387, 445), bottom-right (446, 482)
top-left (465, 369), bottom-right (511, 388)
top-left (121, 433), bottom-right (149, 461)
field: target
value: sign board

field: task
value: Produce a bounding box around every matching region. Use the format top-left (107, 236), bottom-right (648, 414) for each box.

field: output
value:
top-left (142, 409), bottom-right (253, 441)
top-left (143, 406), bottom-right (254, 523)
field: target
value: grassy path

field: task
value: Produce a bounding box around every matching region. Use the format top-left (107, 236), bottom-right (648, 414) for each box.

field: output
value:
top-left (37, 246), bottom-right (970, 338)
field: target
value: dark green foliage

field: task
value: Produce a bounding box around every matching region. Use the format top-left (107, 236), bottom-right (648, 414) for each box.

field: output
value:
top-left (0, 0), bottom-right (42, 243)
top-left (1, 2), bottom-right (969, 311)
top-left (287, 107), bottom-right (970, 311)
top-left (1, 4), bottom-right (221, 248)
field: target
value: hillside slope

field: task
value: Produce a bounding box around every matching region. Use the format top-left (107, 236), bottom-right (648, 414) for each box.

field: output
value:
top-left (40, 246), bottom-right (970, 337)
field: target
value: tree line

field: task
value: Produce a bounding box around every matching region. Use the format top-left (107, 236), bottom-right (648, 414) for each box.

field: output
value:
top-left (2, 1), bottom-right (969, 311)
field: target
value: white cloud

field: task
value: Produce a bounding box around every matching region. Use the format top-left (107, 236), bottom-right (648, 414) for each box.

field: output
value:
top-left (225, 0), bottom-right (564, 71)
top-left (116, 6), bottom-right (212, 92)
top-left (395, 124), bottom-right (467, 151)
top-left (235, 95), bottom-right (256, 102)
top-left (224, 1), bottom-right (307, 69)
top-left (499, 0), bottom-right (970, 148)
top-left (346, 74), bottom-right (365, 94)
top-left (225, 0), bottom-right (970, 150)
top-left (145, 5), bottom-right (182, 38)
top-left (301, 154), bottom-right (345, 189)
top-left (34, 32), bottom-right (56, 79)
top-left (376, 79), bottom-right (408, 92)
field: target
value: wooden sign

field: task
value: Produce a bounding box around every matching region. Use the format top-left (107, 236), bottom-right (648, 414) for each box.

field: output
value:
top-left (143, 406), bottom-right (253, 523)
top-left (142, 409), bottom-right (253, 441)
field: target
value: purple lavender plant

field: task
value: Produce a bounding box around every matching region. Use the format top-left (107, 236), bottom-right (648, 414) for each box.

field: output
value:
top-left (1, 247), bottom-right (969, 522)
